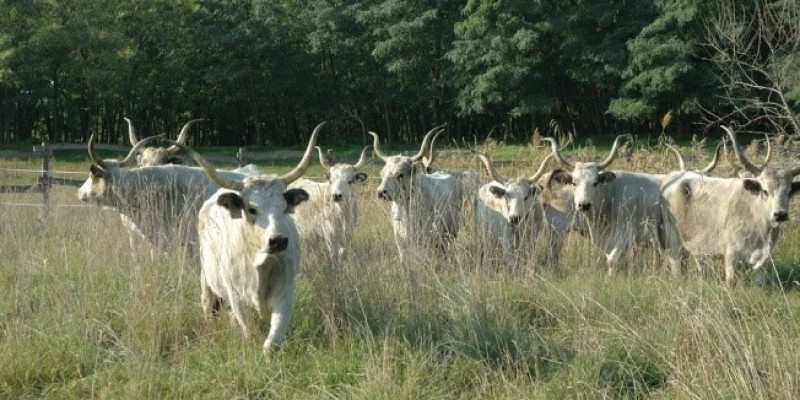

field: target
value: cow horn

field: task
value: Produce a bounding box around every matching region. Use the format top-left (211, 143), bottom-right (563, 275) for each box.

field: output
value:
top-left (169, 141), bottom-right (244, 191)
top-left (353, 145), bottom-right (371, 169)
top-left (167, 119), bottom-right (204, 154)
top-left (369, 131), bottom-right (389, 161)
top-left (700, 142), bottom-right (723, 174)
top-left (124, 117), bottom-right (139, 145)
top-left (762, 133), bottom-right (771, 166)
top-left (665, 144), bottom-right (687, 172)
top-left (476, 153), bottom-right (506, 183)
top-left (541, 137), bottom-right (573, 169)
top-left (527, 153), bottom-right (555, 184)
top-left (87, 133), bottom-right (108, 168)
top-left (316, 146), bottom-right (332, 169)
top-left (423, 128), bottom-right (446, 167)
top-left (281, 121), bottom-right (324, 185)
top-left (411, 125), bottom-right (446, 162)
top-left (722, 125), bottom-right (761, 175)
top-left (598, 134), bottom-right (631, 170)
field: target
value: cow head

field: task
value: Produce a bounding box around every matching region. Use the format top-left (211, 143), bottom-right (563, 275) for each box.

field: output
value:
top-left (371, 125), bottom-right (445, 202)
top-left (477, 152), bottom-right (553, 225)
top-left (317, 145), bottom-right (370, 202)
top-left (77, 133), bottom-right (162, 203)
top-left (125, 118), bottom-right (203, 166)
top-left (545, 135), bottom-right (631, 213)
top-left (723, 125), bottom-right (800, 225)
top-left (175, 122), bottom-right (323, 260)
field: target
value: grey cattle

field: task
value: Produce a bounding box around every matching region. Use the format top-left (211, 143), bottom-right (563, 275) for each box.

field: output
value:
top-left (660, 126), bottom-right (800, 285)
top-left (546, 135), bottom-right (666, 274)
top-left (180, 123), bottom-right (322, 358)
top-left (372, 127), bottom-right (463, 261)
top-left (290, 145), bottom-right (370, 262)
top-left (124, 117), bottom-right (203, 166)
top-left (473, 152), bottom-right (554, 266)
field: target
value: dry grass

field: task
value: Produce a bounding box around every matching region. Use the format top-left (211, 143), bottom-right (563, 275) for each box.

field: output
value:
top-left (1, 141), bottom-right (799, 398)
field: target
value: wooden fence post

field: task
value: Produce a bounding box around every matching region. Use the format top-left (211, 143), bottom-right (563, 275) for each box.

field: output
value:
top-left (237, 147), bottom-right (245, 167)
top-left (38, 141), bottom-right (51, 218)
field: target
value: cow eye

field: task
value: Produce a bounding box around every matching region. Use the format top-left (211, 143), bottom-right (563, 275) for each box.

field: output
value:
top-left (524, 194), bottom-right (530, 200)
top-left (397, 173), bottom-right (404, 180)
top-left (247, 206), bottom-right (258, 215)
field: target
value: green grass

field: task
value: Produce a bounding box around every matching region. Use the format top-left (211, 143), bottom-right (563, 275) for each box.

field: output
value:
top-left (1, 140), bottom-right (799, 398)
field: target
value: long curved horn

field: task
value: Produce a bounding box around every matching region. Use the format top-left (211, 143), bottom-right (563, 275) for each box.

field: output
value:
top-left (541, 137), bottom-right (573, 169)
top-left (665, 144), bottom-right (686, 172)
top-left (281, 121), bottom-right (324, 185)
top-left (527, 154), bottom-right (555, 184)
top-left (124, 117), bottom-right (138, 145)
top-left (88, 133), bottom-right (108, 168)
top-left (700, 142), bottom-right (723, 174)
top-left (369, 131), bottom-right (389, 161)
top-left (721, 125), bottom-right (761, 175)
top-left (353, 145), bottom-right (371, 169)
top-left (762, 133), bottom-right (771, 166)
top-left (598, 134), bottom-right (631, 170)
top-left (411, 125), bottom-right (446, 162)
top-left (476, 153), bottom-right (506, 183)
top-left (316, 146), bottom-right (332, 169)
top-left (168, 141), bottom-right (244, 191)
top-left (167, 118), bottom-right (204, 153)
top-left (424, 128), bottom-right (446, 166)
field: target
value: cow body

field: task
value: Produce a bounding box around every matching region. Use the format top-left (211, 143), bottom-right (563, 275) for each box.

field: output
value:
top-left (660, 126), bottom-right (800, 285)
top-left (289, 147), bottom-right (369, 262)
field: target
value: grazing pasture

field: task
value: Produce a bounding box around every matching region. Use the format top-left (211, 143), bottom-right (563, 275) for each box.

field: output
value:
top-left (1, 139), bottom-right (800, 398)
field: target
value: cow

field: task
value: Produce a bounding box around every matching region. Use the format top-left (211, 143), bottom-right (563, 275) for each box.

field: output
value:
top-left (77, 133), bottom-right (255, 259)
top-left (124, 117), bottom-right (203, 166)
top-left (546, 135), bottom-right (667, 275)
top-left (473, 152), bottom-right (554, 266)
top-left (371, 127), bottom-right (463, 261)
top-left (660, 125), bottom-right (800, 285)
top-left (289, 145), bottom-right (371, 263)
top-left (173, 123), bottom-right (322, 358)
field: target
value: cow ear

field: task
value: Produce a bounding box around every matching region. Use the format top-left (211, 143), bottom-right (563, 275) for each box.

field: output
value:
top-left (742, 179), bottom-right (763, 195)
top-left (790, 181), bottom-right (800, 198)
top-left (489, 185), bottom-right (506, 198)
top-left (284, 188), bottom-right (310, 213)
top-left (547, 169), bottom-right (572, 188)
top-left (217, 192), bottom-right (245, 219)
top-left (352, 172), bottom-right (368, 184)
top-left (90, 164), bottom-right (106, 178)
top-left (597, 171), bottom-right (616, 184)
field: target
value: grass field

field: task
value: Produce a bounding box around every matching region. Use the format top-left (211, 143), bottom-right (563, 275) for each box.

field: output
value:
top-left (1, 138), bottom-right (799, 398)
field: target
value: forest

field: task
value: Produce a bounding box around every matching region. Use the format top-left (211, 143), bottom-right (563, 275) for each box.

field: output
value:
top-left (0, 0), bottom-right (798, 147)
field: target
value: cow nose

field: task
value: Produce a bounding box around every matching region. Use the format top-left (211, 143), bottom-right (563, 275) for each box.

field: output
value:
top-left (332, 193), bottom-right (343, 202)
top-left (578, 202), bottom-right (592, 212)
top-left (509, 215), bottom-right (521, 225)
top-left (377, 189), bottom-right (388, 199)
top-left (268, 235), bottom-right (289, 253)
top-left (774, 211), bottom-right (789, 222)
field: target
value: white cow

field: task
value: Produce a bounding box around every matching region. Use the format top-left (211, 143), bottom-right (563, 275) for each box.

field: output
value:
top-left (473, 152), bottom-right (554, 266)
top-left (124, 117), bottom-right (203, 166)
top-left (290, 145), bottom-right (370, 262)
top-left (660, 126), bottom-right (800, 285)
top-left (77, 134), bottom-right (253, 258)
top-left (372, 127), bottom-right (463, 261)
top-left (546, 135), bottom-right (667, 275)
top-left (179, 122), bottom-right (322, 358)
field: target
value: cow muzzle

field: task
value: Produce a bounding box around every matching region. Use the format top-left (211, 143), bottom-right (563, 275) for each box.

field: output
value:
top-left (577, 202), bottom-right (592, 212)
top-left (332, 193), bottom-right (343, 202)
top-left (377, 189), bottom-right (392, 201)
top-left (508, 215), bottom-right (522, 225)
top-left (774, 211), bottom-right (789, 222)
top-left (267, 235), bottom-right (289, 253)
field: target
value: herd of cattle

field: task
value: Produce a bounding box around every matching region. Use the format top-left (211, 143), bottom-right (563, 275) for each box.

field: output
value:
top-left (75, 120), bottom-right (800, 358)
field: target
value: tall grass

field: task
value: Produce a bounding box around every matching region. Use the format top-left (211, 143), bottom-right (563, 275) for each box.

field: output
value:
top-left (1, 141), bottom-right (799, 398)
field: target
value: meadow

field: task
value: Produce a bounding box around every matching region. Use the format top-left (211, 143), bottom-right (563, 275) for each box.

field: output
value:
top-left (1, 137), bottom-right (799, 399)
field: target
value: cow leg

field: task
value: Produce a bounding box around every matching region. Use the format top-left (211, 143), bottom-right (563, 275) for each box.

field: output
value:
top-left (226, 289), bottom-right (254, 339)
top-left (263, 286), bottom-right (295, 358)
top-left (200, 270), bottom-right (217, 320)
top-left (724, 248), bottom-right (737, 286)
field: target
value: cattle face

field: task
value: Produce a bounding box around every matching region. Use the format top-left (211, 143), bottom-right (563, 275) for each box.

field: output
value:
top-left (373, 126), bottom-right (443, 202)
top-left (477, 153), bottom-right (553, 226)
top-left (547, 135), bottom-right (630, 213)
top-left (125, 117), bottom-right (203, 166)
top-left (318, 146), bottom-right (370, 202)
